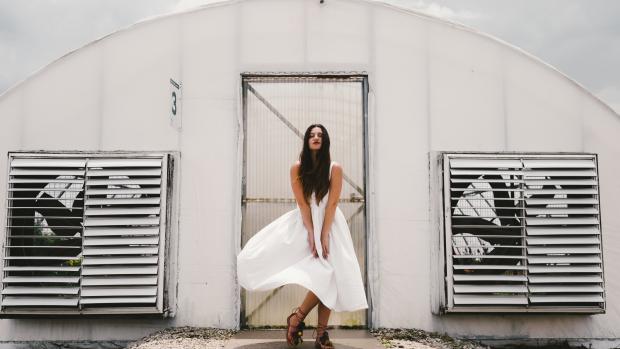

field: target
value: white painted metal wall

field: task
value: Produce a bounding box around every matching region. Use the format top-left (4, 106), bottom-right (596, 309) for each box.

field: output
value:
top-left (0, 0), bottom-right (619, 343)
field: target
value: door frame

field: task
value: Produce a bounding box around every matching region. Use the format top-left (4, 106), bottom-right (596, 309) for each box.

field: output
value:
top-left (237, 72), bottom-right (372, 328)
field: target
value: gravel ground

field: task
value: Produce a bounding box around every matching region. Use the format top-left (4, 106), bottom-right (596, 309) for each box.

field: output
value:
top-left (125, 327), bottom-right (237, 349)
top-left (371, 328), bottom-right (490, 349)
top-left (124, 327), bottom-right (490, 349)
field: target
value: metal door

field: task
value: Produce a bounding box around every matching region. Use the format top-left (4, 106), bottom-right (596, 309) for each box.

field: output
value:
top-left (241, 75), bottom-right (368, 327)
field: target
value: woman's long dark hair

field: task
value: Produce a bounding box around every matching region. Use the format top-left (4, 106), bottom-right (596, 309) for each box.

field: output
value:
top-left (298, 124), bottom-right (331, 204)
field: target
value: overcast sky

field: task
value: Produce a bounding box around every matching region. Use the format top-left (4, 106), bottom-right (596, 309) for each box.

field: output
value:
top-left (0, 0), bottom-right (618, 113)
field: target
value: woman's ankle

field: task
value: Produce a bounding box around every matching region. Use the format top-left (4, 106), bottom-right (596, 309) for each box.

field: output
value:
top-left (315, 323), bottom-right (328, 339)
top-left (290, 307), bottom-right (306, 327)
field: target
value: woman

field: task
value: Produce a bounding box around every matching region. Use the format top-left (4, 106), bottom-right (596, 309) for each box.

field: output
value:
top-left (237, 124), bottom-right (368, 349)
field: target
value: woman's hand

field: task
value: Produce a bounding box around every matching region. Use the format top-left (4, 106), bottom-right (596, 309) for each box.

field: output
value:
top-left (320, 233), bottom-right (330, 259)
top-left (307, 231), bottom-right (318, 258)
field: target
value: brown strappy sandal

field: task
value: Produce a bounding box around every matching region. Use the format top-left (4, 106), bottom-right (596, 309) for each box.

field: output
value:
top-left (313, 323), bottom-right (334, 349)
top-left (286, 307), bottom-right (307, 347)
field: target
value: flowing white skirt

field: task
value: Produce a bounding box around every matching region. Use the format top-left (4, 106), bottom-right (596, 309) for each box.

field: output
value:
top-left (237, 197), bottom-right (368, 312)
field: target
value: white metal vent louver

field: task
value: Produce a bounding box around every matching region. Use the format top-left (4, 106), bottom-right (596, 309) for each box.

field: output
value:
top-left (1, 153), bottom-right (169, 315)
top-left (443, 154), bottom-right (605, 313)
top-left (2, 158), bottom-right (85, 308)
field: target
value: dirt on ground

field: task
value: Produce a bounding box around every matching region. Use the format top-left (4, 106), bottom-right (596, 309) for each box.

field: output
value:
top-left (125, 327), bottom-right (236, 349)
top-left (124, 327), bottom-right (587, 349)
top-left (371, 328), bottom-right (491, 349)
top-left (124, 326), bottom-right (490, 349)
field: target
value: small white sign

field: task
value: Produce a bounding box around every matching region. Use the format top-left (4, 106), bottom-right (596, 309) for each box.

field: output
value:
top-left (170, 78), bottom-right (182, 130)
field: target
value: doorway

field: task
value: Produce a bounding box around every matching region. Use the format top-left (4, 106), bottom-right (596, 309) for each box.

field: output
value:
top-left (240, 74), bottom-right (368, 327)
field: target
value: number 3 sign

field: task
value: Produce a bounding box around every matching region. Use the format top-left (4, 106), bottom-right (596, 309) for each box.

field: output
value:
top-left (170, 78), bottom-right (182, 130)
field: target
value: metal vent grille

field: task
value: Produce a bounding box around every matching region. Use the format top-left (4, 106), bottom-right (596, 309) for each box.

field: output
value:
top-left (1, 153), bottom-right (169, 314)
top-left (2, 158), bottom-right (85, 308)
top-left (81, 158), bottom-right (163, 308)
top-left (523, 159), bottom-right (604, 305)
top-left (443, 154), bottom-right (605, 313)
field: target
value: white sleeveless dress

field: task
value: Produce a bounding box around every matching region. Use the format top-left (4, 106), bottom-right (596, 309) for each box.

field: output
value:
top-left (237, 162), bottom-right (368, 312)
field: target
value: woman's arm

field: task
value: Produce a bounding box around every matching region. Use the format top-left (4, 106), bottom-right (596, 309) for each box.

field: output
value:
top-left (290, 162), bottom-right (318, 257)
top-left (320, 162), bottom-right (343, 258)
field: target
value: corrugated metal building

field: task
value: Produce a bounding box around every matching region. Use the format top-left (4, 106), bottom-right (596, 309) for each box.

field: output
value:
top-left (0, 0), bottom-right (618, 347)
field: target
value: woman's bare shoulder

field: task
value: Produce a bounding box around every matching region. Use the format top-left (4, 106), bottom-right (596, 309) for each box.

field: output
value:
top-left (290, 161), bottom-right (301, 173)
top-left (331, 161), bottom-right (342, 172)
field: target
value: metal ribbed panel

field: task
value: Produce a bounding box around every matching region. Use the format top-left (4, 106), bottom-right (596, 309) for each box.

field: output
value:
top-left (83, 247), bottom-right (159, 255)
top-left (86, 169), bottom-right (162, 177)
top-left (445, 154), bottom-right (604, 311)
top-left (3, 266), bottom-right (80, 272)
top-left (528, 266), bottom-right (602, 273)
top-left (454, 285), bottom-right (527, 293)
top-left (526, 208), bottom-right (598, 215)
top-left (80, 297), bottom-right (156, 304)
top-left (87, 159), bottom-right (162, 167)
top-left (85, 207), bottom-right (161, 216)
top-left (450, 159), bottom-right (522, 169)
top-left (526, 198), bottom-right (598, 205)
top-left (81, 286), bottom-right (157, 297)
top-left (82, 266), bottom-right (158, 275)
top-left (10, 159), bottom-right (87, 168)
top-left (81, 256), bottom-right (158, 265)
top-left (526, 227), bottom-right (599, 236)
top-left (528, 275), bottom-right (603, 283)
top-left (522, 159), bottom-right (595, 168)
top-left (84, 237), bottom-right (159, 246)
top-left (528, 255), bottom-right (601, 264)
top-left (85, 198), bottom-right (161, 205)
top-left (529, 295), bottom-right (604, 303)
top-left (3, 276), bottom-right (80, 283)
top-left (2, 286), bottom-right (79, 295)
top-left (242, 77), bottom-right (366, 326)
top-left (529, 285), bottom-right (603, 293)
top-left (2, 156), bottom-right (84, 309)
top-left (523, 157), bottom-right (603, 308)
top-left (523, 169), bottom-right (597, 177)
top-left (84, 227), bottom-right (160, 237)
top-left (2, 297), bottom-right (79, 307)
top-left (2, 154), bottom-right (168, 314)
top-left (447, 156), bottom-right (527, 306)
top-left (526, 237), bottom-right (599, 245)
top-left (454, 294), bottom-right (528, 305)
top-left (84, 217), bottom-right (160, 226)
top-left (527, 246), bottom-right (600, 254)
top-left (453, 275), bottom-right (527, 282)
top-left (87, 178), bottom-right (161, 186)
top-left (450, 169), bottom-right (522, 176)
top-left (81, 156), bottom-right (165, 309)
top-left (81, 276), bottom-right (157, 286)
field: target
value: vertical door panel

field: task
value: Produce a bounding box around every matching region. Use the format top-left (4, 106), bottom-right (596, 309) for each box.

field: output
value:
top-left (242, 76), bottom-right (367, 327)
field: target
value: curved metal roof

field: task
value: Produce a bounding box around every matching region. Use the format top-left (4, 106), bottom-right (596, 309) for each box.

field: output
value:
top-left (0, 0), bottom-right (617, 117)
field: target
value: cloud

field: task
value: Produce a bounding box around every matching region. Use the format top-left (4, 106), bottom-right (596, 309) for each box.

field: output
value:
top-left (389, 0), bottom-right (620, 100)
top-left (0, 0), bottom-right (176, 93)
top-left (384, 0), bottom-right (484, 22)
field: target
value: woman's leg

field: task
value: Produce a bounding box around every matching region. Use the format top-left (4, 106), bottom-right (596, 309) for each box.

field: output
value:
top-left (317, 301), bottom-right (331, 337)
top-left (300, 290), bottom-right (321, 314)
top-left (287, 290), bottom-right (320, 345)
top-left (290, 290), bottom-right (320, 327)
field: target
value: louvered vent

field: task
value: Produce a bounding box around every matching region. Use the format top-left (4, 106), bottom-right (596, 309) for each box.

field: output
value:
top-left (81, 158), bottom-right (164, 309)
top-left (2, 153), bottom-right (169, 315)
top-left (2, 158), bottom-right (85, 308)
top-left (523, 159), bottom-right (604, 306)
top-left (444, 154), bottom-right (604, 313)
